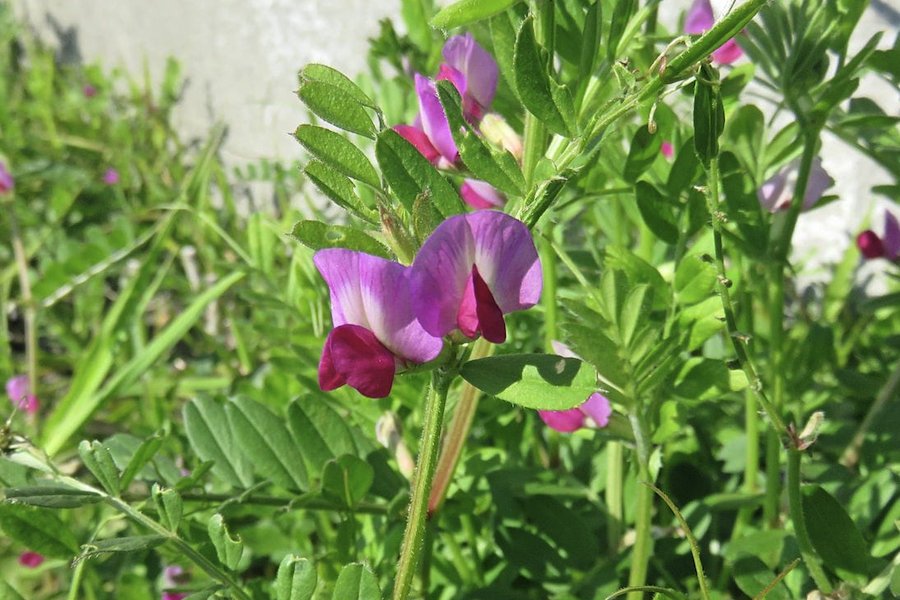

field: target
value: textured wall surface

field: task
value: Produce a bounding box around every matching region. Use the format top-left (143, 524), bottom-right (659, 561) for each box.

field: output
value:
top-left (15, 0), bottom-right (398, 165)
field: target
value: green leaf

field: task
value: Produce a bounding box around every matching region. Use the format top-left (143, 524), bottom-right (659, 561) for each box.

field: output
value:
top-left (294, 125), bottom-right (381, 188)
top-left (184, 397), bottom-right (254, 489)
top-left (322, 455), bottom-right (374, 508)
top-left (460, 354), bottom-right (597, 410)
top-left (331, 563), bottom-right (382, 600)
top-left (289, 220), bottom-right (390, 259)
top-left (0, 580), bottom-right (27, 600)
top-left (675, 255), bottom-right (717, 305)
top-left (78, 440), bottom-right (120, 496)
top-left (490, 11), bottom-right (519, 91)
top-left (578, 1), bottom-right (602, 85)
top-left (298, 81), bottom-right (376, 139)
top-left (604, 246), bottom-right (670, 309)
top-left (607, 0), bottom-right (637, 60)
top-left (732, 556), bottom-right (790, 600)
top-left (208, 514), bottom-right (244, 571)
top-left (304, 160), bottom-right (377, 223)
top-left (432, 0), bottom-right (520, 29)
top-left (375, 128), bottom-right (464, 217)
top-left (624, 126), bottom-right (662, 184)
top-left (299, 64), bottom-right (377, 109)
top-left (400, 0), bottom-right (432, 50)
top-left (226, 396), bottom-right (309, 492)
top-left (80, 535), bottom-right (168, 558)
top-left (286, 395), bottom-right (359, 481)
top-left (152, 484), bottom-right (183, 531)
top-left (276, 555), bottom-right (317, 600)
top-left (435, 81), bottom-right (525, 196)
top-left (693, 64), bottom-right (725, 168)
top-left (119, 433), bottom-right (165, 490)
top-left (2, 485), bottom-right (103, 508)
top-left (802, 484), bottom-right (870, 579)
top-left (619, 284), bottom-right (652, 351)
top-left (514, 16), bottom-right (575, 137)
top-left (0, 503), bottom-right (80, 558)
top-left (635, 180), bottom-right (679, 244)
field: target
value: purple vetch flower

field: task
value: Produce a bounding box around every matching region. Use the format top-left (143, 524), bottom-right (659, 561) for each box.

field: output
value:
top-left (162, 565), bottom-right (188, 600)
top-left (460, 179), bottom-right (506, 209)
top-left (83, 84), bottom-right (98, 98)
top-left (102, 168), bottom-right (120, 185)
top-left (18, 551), bottom-right (45, 568)
top-left (315, 249), bottom-right (443, 398)
top-left (442, 32), bottom-right (499, 122)
top-left (538, 341), bottom-right (612, 432)
top-left (0, 160), bottom-right (13, 194)
top-left (857, 210), bottom-right (900, 261)
top-left (6, 374), bottom-right (38, 415)
top-left (757, 157), bottom-right (833, 213)
top-left (685, 0), bottom-right (744, 65)
top-left (410, 211), bottom-right (542, 344)
top-left (661, 141), bottom-right (674, 159)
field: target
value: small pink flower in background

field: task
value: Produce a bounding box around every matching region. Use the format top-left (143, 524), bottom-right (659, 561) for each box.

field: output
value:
top-left (461, 179), bottom-right (506, 209)
top-left (83, 84), bottom-right (97, 98)
top-left (315, 249), bottom-right (444, 398)
top-left (162, 565), bottom-right (188, 600)
top-left (757, 157), bottom-right (833, 213)
top-left (661, 141), bottom-right (674, 159)
top-left (685, 0), bottom-right (743, 65)
top-left (0, 161), bottom-right (13, 194)
top-left (6, 374), bottom-right (38, 415)
top-left (410, 211), bottom-right (542, 344)
top-left (538, 342), bottom-right (612, 433)
top-left (19, 551), bottom-right (45, 568)
top-left (857, 210), bottom-right (900, 261)
top-left (102, 168), bottom-right (120, 185)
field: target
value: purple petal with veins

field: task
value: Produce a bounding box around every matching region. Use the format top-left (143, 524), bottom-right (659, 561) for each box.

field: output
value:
top-left (442, 33), bottom-right (498, 111)
top-left (415, 73), bottom-right (458, 164)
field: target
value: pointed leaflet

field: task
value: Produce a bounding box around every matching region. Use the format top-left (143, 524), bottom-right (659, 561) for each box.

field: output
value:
top-left (286, 395), bottom-right (359, 479)
top-left (290, 220), bottom-right (390, 259)
top-left (276, 555), bottom-right (317, 600)
top-left (295, 125), bottom-right (381, 188)
top-left (635, 181), bottom-right (679, 245)
top-left (375, 128), bottom-right (464, 217)
top-left (298, 81), bottom-right (377, 139)
top-left (331, 563), bottom-right (382, 600)
top-left (514, 16), bottom-right (575, 137)
top-left (184, 397), bottom-right (254, 489)
top-left (693, 63), bottom-right (725, 169)
top-left (431, 0), bottom-right (521, 29)
top-left (304, 160), bottom-right (377, 223)
top-left (299, 64), bottom-right (377, 109)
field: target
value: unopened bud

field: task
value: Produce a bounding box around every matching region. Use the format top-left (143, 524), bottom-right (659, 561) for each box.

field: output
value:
top-left (479, 113), bottom-right (523, 161)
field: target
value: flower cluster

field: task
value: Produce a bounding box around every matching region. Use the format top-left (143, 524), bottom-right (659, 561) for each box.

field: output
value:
top-left (857, 210), bottom-right (900, 262)
top-left (395, 34), bottom-right (515, 210)
top-left (316, 211), bottom-right (541, 398)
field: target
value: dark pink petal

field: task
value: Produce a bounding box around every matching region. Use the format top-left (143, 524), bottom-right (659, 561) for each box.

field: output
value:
top-left (685, 0), bottom-right (714, 34)
top-left (801, 157), bottom-right (833, 211)
top-left (581, 393), bottom-right (611, 428)
top-left (394, 124), bottom-right (440, 164)
top-left (321, 324), bottom-right (397, 398)
top-left (83, 84), bottom-right (97, 98)
top-left (884, 211), bottom-right (900, 260)
top-left (19, 551), bottom-right (45, 568)
top-left (6, 374), bottom-right (29, 406)
top-left (0, 161), bottom-right (13, 194)
top-left (466, 211), bottom-right (542, 314)
top-left (314, 249), bottom-right (443, 364)
top-left (455, 265), bottom-right (505, 342)
top-left (857, 230), bottom-right (885, 259)
top-left (538, 408), bottom-right (586, 433)
top-left (442, 33), bottom-right (499, 110)
top-left (415, 73), bottom-right (458, 164)
top-left (661, 141), bottom-right (674, 159)
top-left (712, 38), bottom-right (743, 64)
top-left (460, 179), bottom-right (506, 209)
top-left (436, 63), bottom-right (467, 98)
top-left (102, 168), bottom-right (120, 185)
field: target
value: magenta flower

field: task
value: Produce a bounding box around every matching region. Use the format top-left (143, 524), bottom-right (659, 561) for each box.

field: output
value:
top-left (685, 0), bottom-right (743, 65)
top-left (102, 168), bottom-right (120, 185)
top-left (315, 249), bottom-right (443, 398)
top-left (18, 551), bottom-right (45, 568)
top-left (460, 179), bottom-right (506, 209)
top-left (538, 342), bottom-right (612, 432)
top-left (661, 141), bottom-right (674, 159)
top-left (6, 374), bottom-right (38, 415)
top-left (441, 32), bottom-right (499, 122)
top-left (410, 211), bottom-right (542, 344)
top-left (83, 84), bottom-right (98, 98)
top-left (0, 161), bottom-right (13, 194)
top-left (162, 565), bottom-right (188, 600)
top-left (857, 210), bottom-right (900, 261)
top-left (757, 157), bottom-right (833, 213)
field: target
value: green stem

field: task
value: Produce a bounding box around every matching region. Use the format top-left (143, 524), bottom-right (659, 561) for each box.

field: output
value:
top-left (786, 449), bottom-right (832, 593)
top-left (627, 459), bottom-right (655, 600)
top-left (7, 201), bottom-right (39, 413)
top-left (606, 441), bottom-right (624, 556)
top-left (393, 370), bottom-right (453, 600)
top-left (541, 232), bottom-right (558, 353)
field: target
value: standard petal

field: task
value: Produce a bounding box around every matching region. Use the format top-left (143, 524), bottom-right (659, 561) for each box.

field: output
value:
top-left (415, 73), bottom-right (458, 164)
top-left (325, 324), bottom-right (397, 398)
top-left (801, 157), bottom-right (833, 211)
top-left (684, 0), bottom-right (714, 34)
top-left (442, 33), bottom-right (498, 110)
top-left (356, 253), bottom-right (444, 363)
top-left (884, 210), bottom-right (900, 260)
top-left (411, 214), bottom-right (476, 337)
top-left (580, 393), bottom-right (611, 428)
top-left (857, 230), bottom-right (885, 259)
top-left (460, 179), bottom-right (506, 209)
top-left (314, 249), bottom-right (367, 328)
top-left (538, 408), bottom-right (586, 433)
top-left (436, 63), bottom-right (468, 98)
top-left (394, 124), bottom-right (440, 164)
top-left (466, 211), bottom-right (542, 314)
